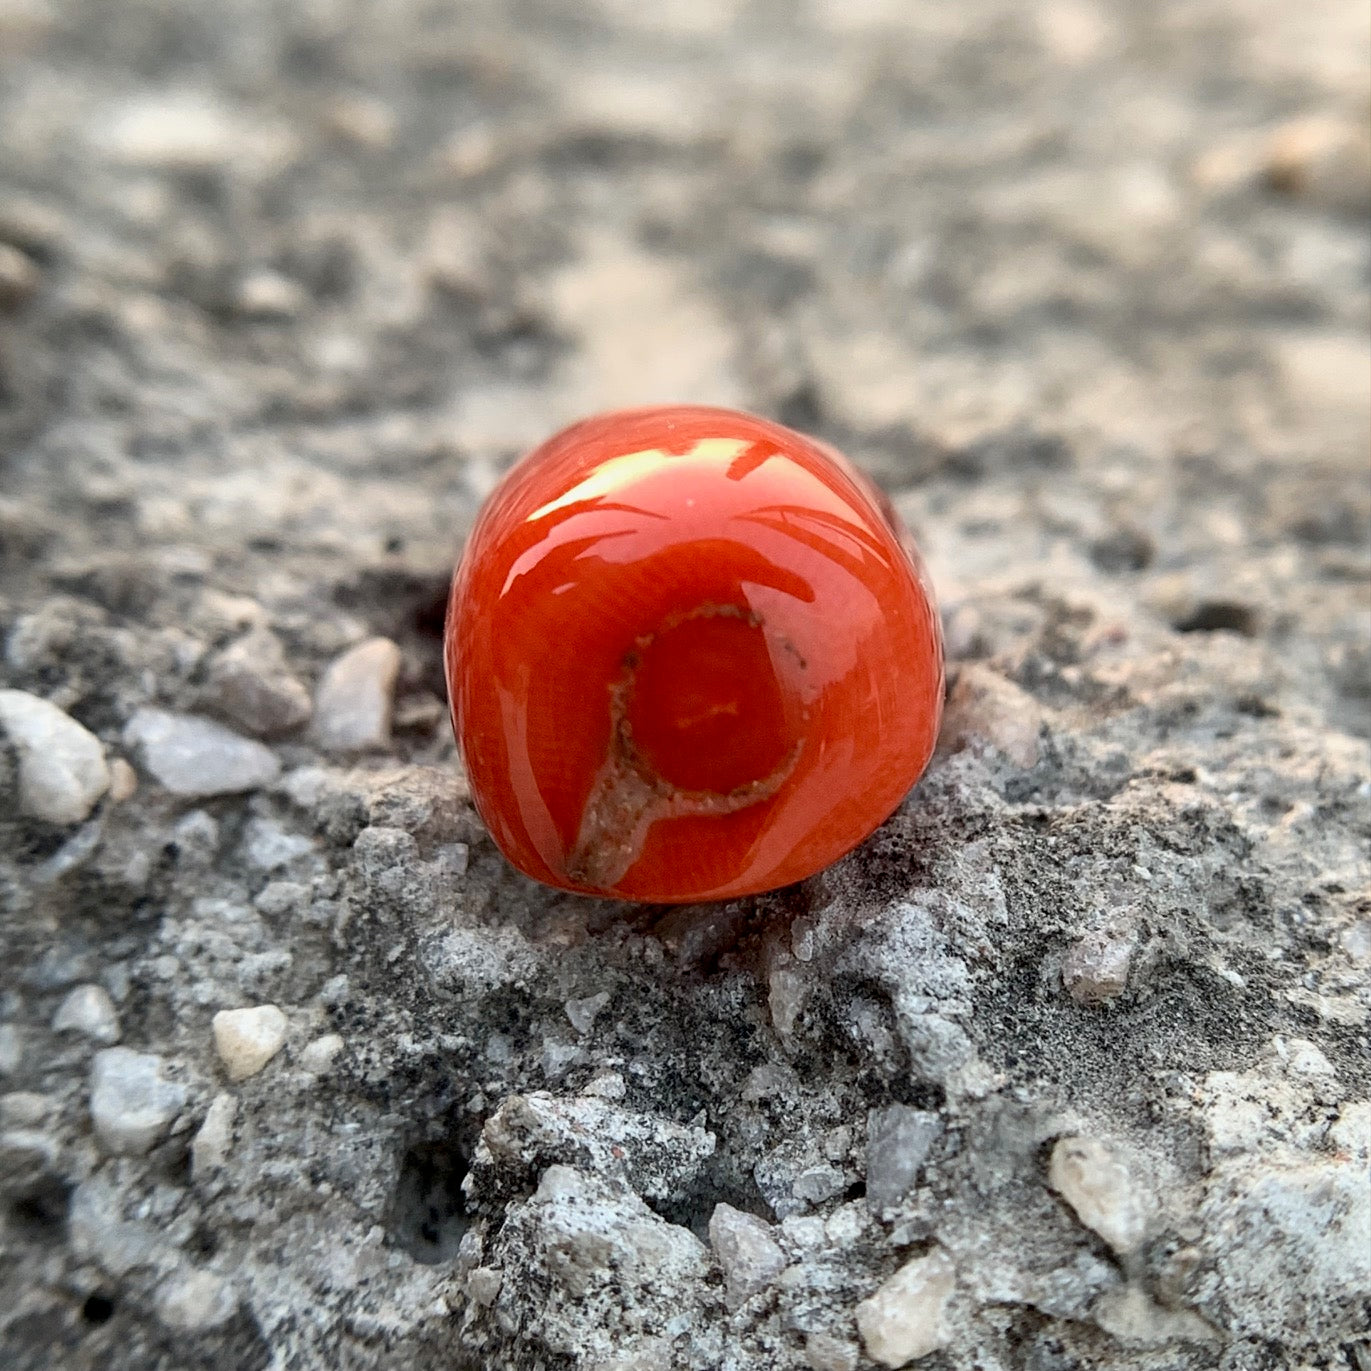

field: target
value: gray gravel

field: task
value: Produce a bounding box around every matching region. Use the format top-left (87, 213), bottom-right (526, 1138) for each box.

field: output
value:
top-left (1, 1), bottom-right (1368, 1369)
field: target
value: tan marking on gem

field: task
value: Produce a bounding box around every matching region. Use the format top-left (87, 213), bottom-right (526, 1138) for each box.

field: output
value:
top-left (565, 604), bottom-right (800, 891)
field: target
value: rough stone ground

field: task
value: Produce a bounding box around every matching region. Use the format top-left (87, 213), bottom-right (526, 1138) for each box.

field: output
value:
top-left (0, 1), bottom-right (1368, 1369)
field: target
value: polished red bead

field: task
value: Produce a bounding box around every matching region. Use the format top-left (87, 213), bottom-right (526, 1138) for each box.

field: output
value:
top-left (444, 405), bottom-right (943, 903)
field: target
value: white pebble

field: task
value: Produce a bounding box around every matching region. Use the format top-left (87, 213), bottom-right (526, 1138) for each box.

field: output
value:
top-left (0, 1126), bottom-right (57, 1183)
top-left (52, 984), bottom-right (121, 1044)
top-left (0, 1091), bottom-right (52, 1126)
top-left (1091, 1283), bottom-right (1218, 1346)
top-left (0, 689), bottom-right (109, 823)
top-left (1278, 1037), bottom-right (1335, 1077)
top-left (769, 964), bottom-right (807, 1039)
top-left (0, 241), bottom-right (40, 309)
top-left (234, 270), bottom-right (307, 320)
top-left (298, 1032), bottom-right (344, 1074)
top-left (191, 1093), bottom-right (238, 1178)
top-left (124, 708), bottom-right (279, 796)
top-left (855, 1247), bottom-right (956, 1366)
top-left (1339, 921), bottom-right (1371, 964)
top-left (1048, 1135), bottom-right (1151, 1254)
top-left (824, 1201), bottom-right (869, 1245)
top-left (312, 637), bottom-right (402, 752)
top-left (565, 991), bottom-right (611, 1035)
top-left (0, 1024), bottom-right (21, 1075)
top-left (708, 1203), bottom-right (788, 1309)
top-left (582, 1070), bottom-right (626, 1100)
top-left (212, 1004), bottom-right (288, 1081)
top-left (107, 758), bottom-right (138, 802)
top-left (1062, 923), bottom-right (1137, 1005)
top-left (156, 1266), bottom-right (239, 1330)
top-left (89, 1047), bottom-right (187, 1155)
top-left (100, 92), bottom-right (239, 171)
top-left (466, 1265), bottom-right (503, 1306)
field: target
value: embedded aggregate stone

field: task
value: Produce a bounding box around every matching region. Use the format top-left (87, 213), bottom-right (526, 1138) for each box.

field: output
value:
top-left (123, 708), bottom-right (281, 796)
top-left (0, 688), bottom-right (109, 823)
top-left (312, 637), bottom-right (403, 752)
top-left (1047, 1134), bottom-right (1152, 1255)
top-left (708, 1202), bottom-right (788, 1309)
top-left (0, 1), bottom-right (1366, 1368)
top-left (88, 1048), bottom-right (188, 1156)
top-left (855, 1247), bottom-right (957, 1366)
top-left (190, 1093), bottom-right (238, 1179)
top-left (52, 983), bottom-right (121, 1044)
top-left (156, 1267), bottom-right (240, 1331)
top-left (211, 1005), bottom-right (288, 1082)
top-left (865, 1106), bottom-right (943, 1217)
top-left (203, 626), bottom-right (313, 737)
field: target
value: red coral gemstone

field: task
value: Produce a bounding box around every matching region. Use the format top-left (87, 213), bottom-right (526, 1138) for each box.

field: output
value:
top-left (444, 405), bottom-right (944, 903)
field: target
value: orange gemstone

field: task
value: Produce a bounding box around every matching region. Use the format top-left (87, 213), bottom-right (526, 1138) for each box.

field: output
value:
top-left (444, 405), bottom-right (944, 903)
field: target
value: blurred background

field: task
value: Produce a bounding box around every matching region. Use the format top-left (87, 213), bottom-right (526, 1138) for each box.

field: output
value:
top-left (1, 0), bottom-right (1367, 742)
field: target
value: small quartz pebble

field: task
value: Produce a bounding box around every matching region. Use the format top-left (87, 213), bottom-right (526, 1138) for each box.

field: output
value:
top-left (0, 689), bottom-right (110, 823)
top-left (582, 1070), bottom-right (627, 1101)
top-left (234, 269), bottom-right (307, 320)
top-left (124, 708), bottom-right (280, 796)
top-left (866, 1106), bottom-right (942, 1216)
top-left (324, 94), bottom-right (397, 149)
top-left (1048, 1135), bottom-right (1151, 1254)
top-left (769, 965), bottom-right (807, 1039)
top-left (312, 637), bottom-right (403, 752)
top-left (1278, 1036), bottom-right (1335, 1077)
top-left (212, 1005), bottom-right (288, 1081)
top-left (0, 1024), bottom-right (21, 1075)
top-left (941, 665), bottom-right (1043, 769)
top-left (204, 627), bottom-right (313, 737)
top-left (708, 1203), bottom-right (788, 1309)
top-left (564, 991), bottom-right (611, 1035)
top-left (1, 1091), bottom-right (52, 1126)
top-left (191, 1093), bottom-right (238, 1178)
top-left (1264, 114), bottom-right (1371, 210)
top-left (89, 1047), bottom-right (188, 1155)
top-left (1062, 921), bottom-right (1137, 1005)
top-left (466, 1266), bottom-right (503, 1306)
top-left (298, 1033), bottom-right (344, 1074)
top-left (100, 92), bottom-right (240, 171)
top-left (107, 758), bottom-right (138, 803)
top-left (792, 1164), bottom-right (846, 1205)
top-left (53, 984), bottom-right (121, 1044)
top-left (855, 1247), bottom-right (956, 1367)
top-left (156, 1267), bottom-right (239, 1331)
top-left (825, 1200), bottom-right (870, 1246)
